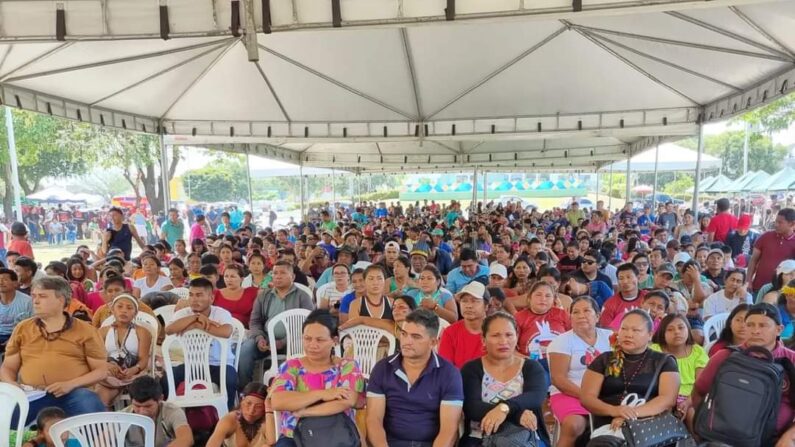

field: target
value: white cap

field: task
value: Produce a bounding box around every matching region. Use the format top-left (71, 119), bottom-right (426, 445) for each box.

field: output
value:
top-left (489, 262), bottom-right (508, 279)
top-left (672, 252), bottom-right (692, 265)
top-left (777, 259), bottom-right (795, 275)
top-left (456, 281), bottom-right (486, 300)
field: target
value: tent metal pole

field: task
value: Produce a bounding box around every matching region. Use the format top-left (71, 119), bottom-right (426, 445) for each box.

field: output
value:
top-left (471, 166), bottom-right (478, 217)
top-left (652, 143), bottom-right (660, 211)
top-left (332, 168), bottom-right (336, 219)
top-left (5, 107), bottom-right (22, 221)
top-left (595, 171), bottom-right (600, 203)
top-left (299, 166), bottom-right (305, 224)
top-left (483, 171), bottom-right (488, 205)
top-left (693, 123), bottom-right (704, 214)
top-left (608, 163), bottom-right (613, 210)
top-left (625, 148), bottom-right (631, 206)
top-left (743, 121), bottom-right (750, 176)
top-left (159, 134), bottom-right (171, 212)
top-left (245, 151), bottom-right (254, 212)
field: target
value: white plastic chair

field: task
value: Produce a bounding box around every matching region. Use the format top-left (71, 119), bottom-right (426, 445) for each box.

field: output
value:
top-left (0, 383), bottom-right (28, 447)
top-left (230, 317), bottom-right (246, 372)
top-left (154, 304), bottom-right (176, 325)
top-left (437, 317), bottom-right (450, 338)
top-left (263, 308), bottom-right (311, 384)
top-left (171, 287), bottom-right (189, 300)
top-left (294, 283), bottom-right (314, 301)
top-left (340, 325), bottom-right (396, 378)
top-left (101, 312), bottom-right (160, 373)
top-left (703, 312), bottom-right (730, 352)
top-left (48, 412), bottom-right (154, 447)
top-left (162, 329), bottom-right (231, 420)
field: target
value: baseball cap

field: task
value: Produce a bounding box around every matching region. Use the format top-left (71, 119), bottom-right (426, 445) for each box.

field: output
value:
top-left (456, 281), bottom-right (486, 300)
top-left (489, 263), bottom-right (508, 279)
top-left (707, 248), bottom-right (724, 258)
top-left (410, 242), bottom-right (430, 258)
top-left (777, 260), bottom-right (795, 275)
top-left (656, 263), bottom-right (676, 278)
top-left (385, 241), bottom-right (401, 251)
top-left (431, 229), bottom-right (444, 237)
top-left (337, 245), bottom-right (356, 256)
top-left (738, 214), bottom-right (752, 230)
top-left (672, 252), bottom-right (692, 265)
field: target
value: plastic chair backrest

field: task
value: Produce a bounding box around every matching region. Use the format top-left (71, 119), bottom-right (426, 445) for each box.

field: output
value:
top-left (48, 412), bottom-right (154, 447)
top-left (171, 287), bottom-right (189, 300)
top-left (101, 313), bottom-right (159, 372)
top-left (161, 329), bottom-right (230, 403)
top-left (263, 308), bottom-right (310, 383)
top-left (154, 304), bottom-right (176, 325)
top-left (340, 325), bottom-right (396, 378)
top-left (230, 317), bottom-right (246, 371)
top-left (294, 282), bottom-right (314, 299)
top-left (0, 383), bottom-right (28, 447)
top-left (437, 317), bottom-right (450, 338)
top-left (703, 312), bottom-right (730, 351)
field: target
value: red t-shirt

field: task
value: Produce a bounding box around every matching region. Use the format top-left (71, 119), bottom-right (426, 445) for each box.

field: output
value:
top-left (212, 287), bottom-right (258, 328)
top-left (515, 307), bottom-right (570, 359)
top-left (7, 239), bottom-right (34, 259)
top-left (598, 289), bottom-right (648, 330)
top-left (84, 291), bottom-right (106, 313)
top-left (706, 212), bottom-right (738, 243)
top-left (751, 231), bottom-right (795, 290)
top-left (438, 320), bottom-right (486, 369)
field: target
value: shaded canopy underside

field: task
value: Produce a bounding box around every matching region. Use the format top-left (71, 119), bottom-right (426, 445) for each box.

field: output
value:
top-left (0, 0), bottom-right (793, 173)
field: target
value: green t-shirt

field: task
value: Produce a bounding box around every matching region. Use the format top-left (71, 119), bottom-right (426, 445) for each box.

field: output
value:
top-left (650, 343), bottom-right (708, 396)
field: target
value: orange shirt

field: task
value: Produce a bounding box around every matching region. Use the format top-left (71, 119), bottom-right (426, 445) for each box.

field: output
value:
top-left (6, 317), bottom-right (106, 387)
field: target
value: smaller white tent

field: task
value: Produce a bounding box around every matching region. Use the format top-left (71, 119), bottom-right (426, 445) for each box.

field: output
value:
top-left (599, 143), bottom-right (721, 173)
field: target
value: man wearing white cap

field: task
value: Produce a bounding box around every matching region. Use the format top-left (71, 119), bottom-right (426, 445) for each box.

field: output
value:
top-left (438, 282), bottom-right (487, 369)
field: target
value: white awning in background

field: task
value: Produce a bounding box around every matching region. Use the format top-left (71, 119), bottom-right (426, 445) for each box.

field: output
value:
top-left (599, 143), bottom-right (722, 172)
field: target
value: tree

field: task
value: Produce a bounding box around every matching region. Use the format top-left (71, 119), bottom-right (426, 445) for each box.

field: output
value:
top-left (97, 131), bottom-right (180, 216)
top-left (69, 169), bottom-right (133, 203)
top-left (686, 131), bottom-right (788, 179)
top-left (735, 92), bottom-right (795, 133)
top-left (0, 108), bottom-right (101, 218)
top-left (599, 173), bottom-right (627, 199)
top-left (182, 157), bottom-right (248, 203)
top-left (662, 174), bottom-right (694, 198)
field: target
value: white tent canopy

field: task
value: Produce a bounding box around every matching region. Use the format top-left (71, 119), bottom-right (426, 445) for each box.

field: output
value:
top-left (599, 143), bottom-right (722, 172)
top-left (0, 0), bottom-right (793, 173)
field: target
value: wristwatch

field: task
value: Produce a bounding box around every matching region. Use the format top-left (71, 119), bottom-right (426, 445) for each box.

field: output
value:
top-left (497, 403), bottom-right (510, 414)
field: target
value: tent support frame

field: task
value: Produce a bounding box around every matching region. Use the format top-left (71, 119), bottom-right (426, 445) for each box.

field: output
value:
top-left (692, 121), bottom-right (704, 213)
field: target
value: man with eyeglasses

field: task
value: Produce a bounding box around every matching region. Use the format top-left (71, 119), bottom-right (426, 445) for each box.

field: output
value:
top-left (574, 249), bottom-right (612, 286)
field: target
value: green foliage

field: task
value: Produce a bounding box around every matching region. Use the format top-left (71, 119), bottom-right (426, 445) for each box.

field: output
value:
top-left (700, 131), bottom-right (787, 179)
top-left (599, 173), bottom-right (628, 199)
top-left (662, 175), bottom-right (694, 197)
top-left (182, 158), bottom-right (249, 202)
top-left (734, 92), bottom-right (795, 133)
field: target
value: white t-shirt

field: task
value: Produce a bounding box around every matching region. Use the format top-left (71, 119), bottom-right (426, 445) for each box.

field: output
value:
top-left (133, 275), bottom-right (172, 297)
top-left (546, 327), bottom-right (613, 395)
top-left (703, 290), bottom-right (752, 319)
top-left (316, 282), bottom-right (351, 309)
top-left (172, 306), bottom-right (235, 366)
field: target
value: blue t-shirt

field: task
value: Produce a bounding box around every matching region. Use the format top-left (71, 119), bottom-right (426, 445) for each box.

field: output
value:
top-left (0, 291), bottom-right (33, 336)
top-left (367, 352), bottom-right (463, 443)
top-left (339, 291), bottom-right (358, 315)
top-left (588, 280), bottom-right (615, 309)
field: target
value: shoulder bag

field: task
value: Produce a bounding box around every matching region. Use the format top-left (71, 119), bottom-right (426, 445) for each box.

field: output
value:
top-left (621, 354), bottom-right (690, 447)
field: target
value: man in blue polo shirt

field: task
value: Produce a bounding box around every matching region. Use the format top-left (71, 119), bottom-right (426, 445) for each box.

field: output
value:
top-left (446, 248), bottom-right (489, 294)
top-left (366, 309), bottom-right (463, 447)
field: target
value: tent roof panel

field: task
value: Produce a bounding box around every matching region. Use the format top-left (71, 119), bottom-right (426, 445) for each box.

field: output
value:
top-left (435, 30), bottom-right (694, 121)
top-left (704, 174), bottom-right (734, 193)
top-left (599, 143), bottom-right (721, 172)
top-left (258, 29), bottom-right (416, 119)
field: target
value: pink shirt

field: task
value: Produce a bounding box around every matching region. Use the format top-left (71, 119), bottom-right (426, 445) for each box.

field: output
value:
top-left (189, 223), bottom-right (205, 243)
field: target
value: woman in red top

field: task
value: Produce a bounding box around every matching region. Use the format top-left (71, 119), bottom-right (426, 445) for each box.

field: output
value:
top-left (7, 222), bottom-right (34, 259)
top-left (516, 281), bottom-right (571, 367)
top-left (213, 264), bottom-right (258, 327)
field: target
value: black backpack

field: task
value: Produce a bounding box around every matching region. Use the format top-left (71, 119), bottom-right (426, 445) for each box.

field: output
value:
top-left (694, 346), bottom-right (784, 447)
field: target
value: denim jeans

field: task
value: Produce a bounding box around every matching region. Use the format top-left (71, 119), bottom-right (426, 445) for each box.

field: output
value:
top-left (12, 387), bottom-right (105, 426)
top-left (238, 338), bottom-right (272, 387)
top-left (274, 437), bottom-right (297, 447)
top-left (161, 363), bottom-right (238, 410)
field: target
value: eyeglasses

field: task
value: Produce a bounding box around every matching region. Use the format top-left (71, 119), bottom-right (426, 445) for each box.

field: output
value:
top-left (582, 259), bottom-right (597, 265)
top-left (634, 262), bottom-right (649, 267)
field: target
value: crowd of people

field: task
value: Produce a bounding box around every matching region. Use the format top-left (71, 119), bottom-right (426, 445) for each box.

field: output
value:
top-left (0, 196), bottom-right (794, 447)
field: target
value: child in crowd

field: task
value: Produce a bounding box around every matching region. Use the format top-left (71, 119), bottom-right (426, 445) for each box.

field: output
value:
top-left (22, 407), bottom-right (80, 447)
